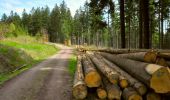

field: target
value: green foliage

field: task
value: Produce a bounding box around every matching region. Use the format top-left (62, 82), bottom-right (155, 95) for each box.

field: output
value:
top-left (68, 54), bottom-right (76, 77)
top-left (0, 36), bottom-right (59, 84)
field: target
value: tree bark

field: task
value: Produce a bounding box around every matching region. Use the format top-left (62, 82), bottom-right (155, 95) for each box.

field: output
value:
top-left (120, 0), bottom-right (125, 48)
top-left (101, 55), bottom-right (147, 95)
top-left (87, 52), bottom-right (119, 84)
top-left (139, 0), bottom-right (143, 48)
top-left (99, 52), bottom-right (170, 93)
top-left (73, 55), bottom-right (87, 99)
top-left (143, 0), bottom-right (150, 48)
top-left (94, 53), bottom-right (129, 89)
top-left (82, 55), bottom-right (101, 88)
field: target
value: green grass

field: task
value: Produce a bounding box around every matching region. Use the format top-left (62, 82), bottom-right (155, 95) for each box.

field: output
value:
top-left (68, 54), bottom-right (77, 77)
top-left (0, 36), bottom-right (59, 84)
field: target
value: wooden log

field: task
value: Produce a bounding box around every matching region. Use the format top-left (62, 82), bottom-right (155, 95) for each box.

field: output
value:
top-left (167, 61), bottom-right (170, 67)
top-left (102, 77), bottom-right (122, 100)
top-left (82, 55), bottom-right (101, 88)
top-left (96, 79), bottom-right (107, 100)
top-left (146, 91), bottom-right (161, 100)
top-left (157, 53), bottom-right (170, 61)
top-left (117, 51), bottom-right (169, 67)
top-left (83, 48), bottom-right (170, 54)
top-left (122, 87), bottom-right (143, 100)
top-left (87, 52), bottom-right (119, 84)
top-left (99, 52), bottom-right (170, 93)
top-left (99, 54), bottom-right (147, 95)
top-left (73, 55), bottom-right (87, 99)
top-left (94, 53), bottom-right (129, 89)
top-left (155, 57), bottom-right (169, 67)
top-left (96, 87), bottom-right (107, 99)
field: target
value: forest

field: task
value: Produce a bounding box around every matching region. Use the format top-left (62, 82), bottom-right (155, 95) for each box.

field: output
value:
top-left (1, 0), bottom-right (170, 49)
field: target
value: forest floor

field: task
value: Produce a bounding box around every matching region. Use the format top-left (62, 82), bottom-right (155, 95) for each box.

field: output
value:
top-left (0, 45), bottom-right (74, 100)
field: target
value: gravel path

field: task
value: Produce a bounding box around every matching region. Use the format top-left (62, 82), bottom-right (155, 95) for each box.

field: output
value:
top-left (0, 46), bottom-right (73, 100)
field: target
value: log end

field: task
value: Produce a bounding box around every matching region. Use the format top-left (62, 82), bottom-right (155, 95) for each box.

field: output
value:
top-left (146, 92), bottom-right (161, 100)
top-left (144, 51), bottom-right (157, 63)
top-left (85, 71), bottom-right (101, 87)
top-left (155, 57), bottom-right (168, 67)
top-left (108, 85), bottom-right (121, 100)
top-left (123, 87), bottom-right (142, 100)
top-left (151, 67), bottom-right (170, 93)
top-left (134, 83), bottom-right (147, 95)
top-left (128, 94), bottom-right (143, 100)
top-left (119, 79), bottom-right (129, 89)
top-left (97, 88), bottom-right (107, 99)
top-left (73, 84), bottom-right (87, 99)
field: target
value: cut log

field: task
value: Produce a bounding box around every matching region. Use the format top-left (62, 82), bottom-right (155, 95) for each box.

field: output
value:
top-left (146, 92), bottom-right (161, 100)
top-left (99, 52), bottom-right (170, 93)
top-left (167, 61), bottom-right (170, 67)
top-left (116, 52), bottom-right (147, 62)
top-left (87, 52), bottom-right (119, 84)
top-left (144, 51), bottom-right (158, 63)
top-left (96, 87), bottom-right (107, 99)
top-left (82, 55), bottom-right (101, 88)
top-left (122, 87), bottom-right (143, 100)
top-left (157, 53), bottom-right (170, 61)
top-left (73, 55), bottom-right (87, 99)
top-left (155, 57), bottom-right (169, 67)
top-left (100, 55), bottom-right (147, 95)
top-left (94, 53), bottom-right (129, 89)
top-left (96, 79), bottom-right (107, 100)
top-left (119, 75), bottom-right (129, 89)
top-left (117, 51), bottom-right (168, 67)
top-left (102, 77), bottom-right (122, 100)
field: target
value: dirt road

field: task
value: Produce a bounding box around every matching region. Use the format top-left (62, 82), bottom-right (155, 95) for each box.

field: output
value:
top-left (0, 46), bottom-right (73, 100)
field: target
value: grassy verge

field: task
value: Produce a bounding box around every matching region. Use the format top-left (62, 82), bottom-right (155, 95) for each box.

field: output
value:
top-left (0, 36), bottom-right (59, 84)
top-left (68, 53), bottom-right (77, 77)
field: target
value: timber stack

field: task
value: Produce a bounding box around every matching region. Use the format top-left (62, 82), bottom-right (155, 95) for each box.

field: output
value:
top-left (73, 49), bottom-right (170, 100)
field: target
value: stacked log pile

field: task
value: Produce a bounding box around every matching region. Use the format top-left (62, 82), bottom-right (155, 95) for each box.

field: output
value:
top-left (73, 49), bottom-right (170, 100)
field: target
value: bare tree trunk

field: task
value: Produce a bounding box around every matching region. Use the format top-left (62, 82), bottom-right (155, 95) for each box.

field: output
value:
top-left (120, 0), bottom-right (125, 48)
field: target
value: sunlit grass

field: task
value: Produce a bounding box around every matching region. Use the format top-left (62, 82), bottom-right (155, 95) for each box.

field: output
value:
top-left (0, 36), bottom-right (59, 84)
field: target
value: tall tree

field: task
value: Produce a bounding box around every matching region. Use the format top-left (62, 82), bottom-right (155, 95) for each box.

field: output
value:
top-left (119, 0), bottom-right (125, 48)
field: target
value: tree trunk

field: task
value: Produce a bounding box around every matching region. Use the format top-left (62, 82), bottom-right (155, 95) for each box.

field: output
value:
top-left (120, 0), bottom-right (125, 48)
top-left (82, 55), bottom-right (101, 88)
top-left (143, 0), bottom-right (150, 48)
top-left (87, 52), bottom-right (119, 84)
top-left (73, 55), bottom-right (87, 99)
top-left (103, 77), bottom-right (122, 100)
top-left (160, 0), bottom-right (164, 48)
top-left (99, 52), bottom-right (170, 93)
top-left (122, 87), bottom-right (142, 100)
top-left (102, 55), bottom-right (147, 95)
top-left (139, 0), bottom-right (143, 48)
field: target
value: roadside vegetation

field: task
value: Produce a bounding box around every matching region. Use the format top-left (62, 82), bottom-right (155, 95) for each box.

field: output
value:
top-left (68, 53), bottom-right (77, 77)
top-left (0, 36), bottom-right (59, 84)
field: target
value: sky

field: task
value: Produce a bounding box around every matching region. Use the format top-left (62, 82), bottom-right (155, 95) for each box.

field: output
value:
top-left (0, 0), bottom-right (87, 18)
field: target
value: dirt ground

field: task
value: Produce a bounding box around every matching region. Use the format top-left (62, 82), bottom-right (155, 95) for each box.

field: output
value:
top-left (0, 46), bottom-right (73, 100)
